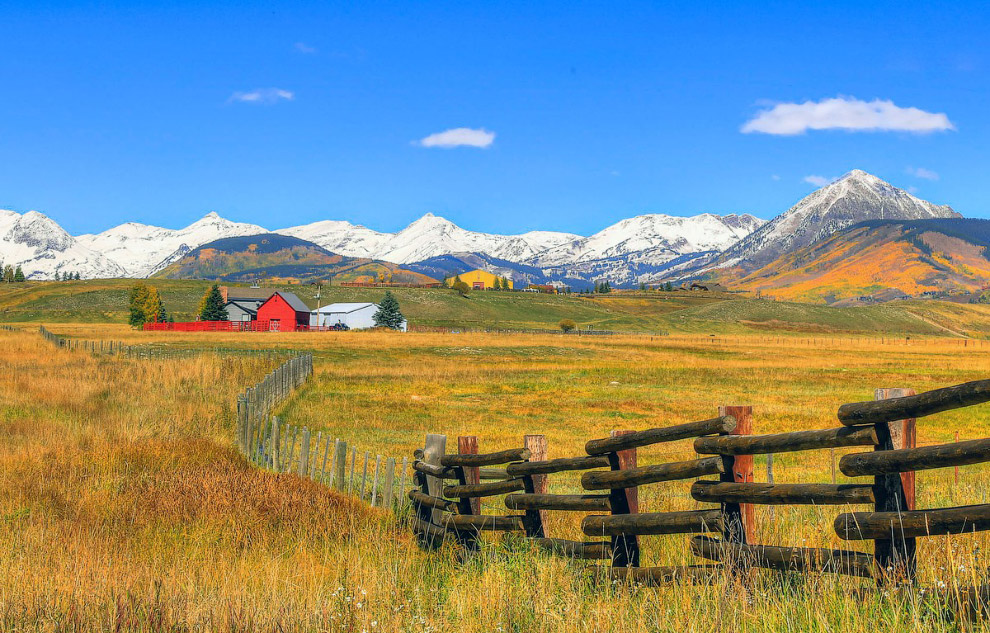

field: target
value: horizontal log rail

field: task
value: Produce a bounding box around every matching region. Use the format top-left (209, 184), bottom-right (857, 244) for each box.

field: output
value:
top-left (440, 448), bottom-right (530, 467)
top-left (442, 478), bottom-right (526, 498)
top-left (505, 493), bottom-right (611, 512)
top-left (838, 379), bottom-right (990, 427)
top-left (600, 564), bottom-right (721, 585)
top-left (585, 416), bottom-right (736, 455)
top-left (411, 517), bottom-right (455, 540)
top-left (690, 535), bottom-right (875, 578)
top-left (505, 455), bottom-right (610, 477)
top-left (479, 467), bottom-right (510, 480)
top-left (413, 460), bottom-right (455, 478)
top-left (582, 509), bottom-right (722, 537)
top-left (839, 438), bottom-right (990, 477)
top-left (532, 538), bottom-right (611, 560)
top-left (835, 504), bottom-right (990, 540)
top-left (407, 489), bottom-right (458, 512)
top-left (691, 481), bottom-right (875, 505)
top-left (694, 426), bottom-right (878, 456)
top-left (447, 514), bottom-right (525, 531)
top-left (582, 456), bottom-right (723, 490)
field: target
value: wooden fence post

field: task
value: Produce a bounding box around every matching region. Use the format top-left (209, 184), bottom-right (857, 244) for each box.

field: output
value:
top-left (522, 434), bottom-right (548, 538)
top-left (399, 456), bottom-right (409, 509)
top-left (334, 440), bottom-right (347, 491)
top-left (718, 405), bottom-right (754, 545)
top-left (383, 457), bottom-right (396, 510)
top-left (873, 387), bottom-right (917, 583)
top-left (349, 447), bottom-right (357, 493)
top-left (608, 429), bottom-right (639, 567)
top-left (457, 436), bottom-right (481, 515)
top-left (371, 455), bottom-right (382, 506)
top-left (311, 432), bottom-right (322, 479)
top-left (298, 428), bottom-right (311, 477)
top-left (416, 434), bottom-right (448, 547)
top-left (271, 417), bottom-right (280, 470)
top-left (360, 451), bottom-right (370, 499)
top-left (875, 388), bottom-right (917, 510)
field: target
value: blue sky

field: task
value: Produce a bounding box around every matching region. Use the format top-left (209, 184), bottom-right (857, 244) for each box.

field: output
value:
top-left (0, 1), bottom-right (987, 236)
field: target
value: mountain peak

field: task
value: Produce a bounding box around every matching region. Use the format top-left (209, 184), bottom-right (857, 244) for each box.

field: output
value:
top-left (715, 169), bottom-right (958, 272)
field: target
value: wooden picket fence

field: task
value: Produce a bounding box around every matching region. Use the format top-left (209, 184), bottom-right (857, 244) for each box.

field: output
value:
top-left (38, 325), bottom-right (292, 360)
top-left (234, 353), bottom-right (411, 511)
top-left (409, 380), bottom-right (990, 596)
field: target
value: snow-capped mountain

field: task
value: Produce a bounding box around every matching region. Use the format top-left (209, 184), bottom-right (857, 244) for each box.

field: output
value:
top-left (367, 213), bottom-right (580, 264)
top-left (715, 170), bottom-right (960, 271)
top-left (278, 220), bottom-right (392, 259)
top-left (0, 210), bottom-right (125, 279)
top-left (77, 212), bottom-right (266, 277)
top-left (532, 213), bottom-right (763, 268)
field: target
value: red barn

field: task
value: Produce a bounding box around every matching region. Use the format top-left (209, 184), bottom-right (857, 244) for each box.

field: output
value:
top-left (256, 291), bottom-right (312, 332)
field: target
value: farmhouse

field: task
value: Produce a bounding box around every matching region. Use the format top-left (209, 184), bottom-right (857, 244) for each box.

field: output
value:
top-left (221, 286), bottom-right (277, 322)
top-left (256, 291), bottom-right (312, 331)
top-left (311, 302), bottom-right (407, 332)
top-left (444, 269), bottom-right (513, 290)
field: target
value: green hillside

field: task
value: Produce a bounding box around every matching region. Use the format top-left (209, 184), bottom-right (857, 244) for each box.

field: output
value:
top-left (2, 278), bottom-right (989, 336)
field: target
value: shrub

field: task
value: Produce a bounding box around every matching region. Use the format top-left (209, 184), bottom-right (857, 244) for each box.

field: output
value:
top-left (559, 319), bottom-right (576, 333)
top-left (452, 281), bottom-right (470, 297)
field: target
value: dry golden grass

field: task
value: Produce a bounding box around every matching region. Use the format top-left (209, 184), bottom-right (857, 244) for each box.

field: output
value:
top-left (3, 325), bottom-right (990, 631)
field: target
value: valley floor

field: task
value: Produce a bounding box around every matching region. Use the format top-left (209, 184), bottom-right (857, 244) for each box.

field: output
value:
top-left (2, 325), bottom-right (989, 631)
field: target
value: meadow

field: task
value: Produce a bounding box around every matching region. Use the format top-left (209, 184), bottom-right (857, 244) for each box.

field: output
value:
top-left (4, 323), bottom-right (990, 631)
top-left (7, 278), bottom-right (990, 337)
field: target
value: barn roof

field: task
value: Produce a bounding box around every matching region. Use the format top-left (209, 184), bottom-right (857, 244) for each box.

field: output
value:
top-left (315, 302), bottom-right (377, 314)
top-left (270, 291), bottom-right (311, 313)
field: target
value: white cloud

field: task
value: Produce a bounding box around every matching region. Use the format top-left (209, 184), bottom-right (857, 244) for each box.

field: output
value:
top-left (742, 97), bottom-right (955, 135)
top-left (229, 88), bottom-right (295, 104)
top-left (906, 166), bottom-right (939, 180)
top-left (417, 127), bottom-right (495, 149)
top-left (771, 174), bottom-right (781, 181)
top-left (294, 42), bottom-right (317, 54)
top-left (803, 175), bottom-right (834, 187)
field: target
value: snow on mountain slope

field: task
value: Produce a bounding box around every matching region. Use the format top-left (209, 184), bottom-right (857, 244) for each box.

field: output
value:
top-left (532, 213), bottom-right (764, 267)
top-left (277, 220), bottom-right (392, 259)
top-left (716, 170), bottom-right (960, 271)
top-left (0, 210), bottom-right (125, 279)
top-left (77, 212), bottom-right (267, 277)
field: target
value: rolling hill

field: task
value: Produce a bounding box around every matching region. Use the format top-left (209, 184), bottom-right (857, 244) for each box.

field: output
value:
top-left (152, 233), bottom-right (438, 285)
top-left (731, 218), bottom-right (990, 303)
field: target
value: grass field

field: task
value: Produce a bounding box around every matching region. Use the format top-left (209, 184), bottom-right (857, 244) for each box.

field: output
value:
top-left (5, 324), bottom-right (990, 631)
top-left (6, 278), bottom-right (990, 337)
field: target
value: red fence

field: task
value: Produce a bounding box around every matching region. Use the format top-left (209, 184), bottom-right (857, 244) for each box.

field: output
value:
top-left (144, 320), bottom-right (274, 332)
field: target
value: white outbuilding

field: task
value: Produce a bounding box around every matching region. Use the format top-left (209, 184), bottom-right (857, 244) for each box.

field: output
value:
top-left (310, 302), bottom-right (407, 331)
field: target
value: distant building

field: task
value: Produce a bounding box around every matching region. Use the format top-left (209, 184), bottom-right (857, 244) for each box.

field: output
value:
top-left (221, 286), bottom-right (277, 322)
top-left (311, 302), bottom-right (407, 332)
top-left (444, 269), bottom-right (513, 290)
top-left (256, 291), bottom-right (312, 331)
top-left (525, 284), bottom-right (557, 294)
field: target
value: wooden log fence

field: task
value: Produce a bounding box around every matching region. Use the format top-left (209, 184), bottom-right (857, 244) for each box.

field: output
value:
top-left (407, 378), bottom-right (990, 593)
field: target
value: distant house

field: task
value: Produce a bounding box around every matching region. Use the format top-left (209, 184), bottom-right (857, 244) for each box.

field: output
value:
top-left (256, 291), bottom-right (312, 331)
top-left (221, 286), bottom-right (277, 322)
top-left (444, 269), bottom-right (513, 290)
top-left (311, 302), bottom-right (407, 332)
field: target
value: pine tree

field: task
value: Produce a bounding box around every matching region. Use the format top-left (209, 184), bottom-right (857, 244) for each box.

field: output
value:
top-left (373, 290), bottom-right (405, 329)
top-left (492, 277), bottom-right (501, 291)
top-left (664, 281), bottom-right (673, 292)
top-left (54, 272), bottom-right (61, 282)
top-left (199, 284), bottom-right (227, 321)
top-left (13, 266), bottom-right (25, 282)
top-left (502, 276), bottom-right (511, 290)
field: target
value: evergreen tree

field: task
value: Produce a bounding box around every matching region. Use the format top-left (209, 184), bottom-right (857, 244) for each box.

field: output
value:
top-left (13, 266), bottom-right (25, 282)
top-left (502, 276), bottom-right (511, 290)
top-left (639, 282), bottom-right (646, 291)
top-left (492, 277), bottom-right (501, 291)
top-left (664, 281), bottom-right (673, 292)
top-left (373, 290), bottom-right (405, 329)
top-left (74, 272), bottom-right (81, 280)
top-left (54, 271), bottom-right (61, 282)
top-left (199, 284), bottom-right (227, 321)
